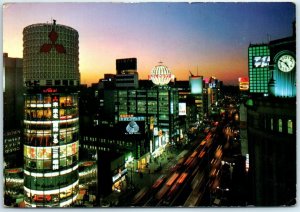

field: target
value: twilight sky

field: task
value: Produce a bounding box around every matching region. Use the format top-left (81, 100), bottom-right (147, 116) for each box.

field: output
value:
top-left (3, 1), bottom-right (296, 85)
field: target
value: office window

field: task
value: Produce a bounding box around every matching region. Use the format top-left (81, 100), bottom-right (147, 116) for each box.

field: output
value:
top-left (270, 118), bottom-right (273, 131)
top-left (288, 120), bottom-right (293, 134)
top-left (278, 119), bottom-right (282, 132)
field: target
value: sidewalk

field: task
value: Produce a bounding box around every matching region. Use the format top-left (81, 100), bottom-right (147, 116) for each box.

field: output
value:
top-left (129, 146), bottom-right (181, 189)
top-left (101, 145), bottom-right (183, 207)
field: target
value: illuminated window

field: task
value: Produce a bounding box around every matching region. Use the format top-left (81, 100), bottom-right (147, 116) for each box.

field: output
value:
top-left (270, 118), bottom-right (273, 130)
top-left (288, 120), bottom-right (293, 134)
top-left (278, 119), bottom-right (282, 132)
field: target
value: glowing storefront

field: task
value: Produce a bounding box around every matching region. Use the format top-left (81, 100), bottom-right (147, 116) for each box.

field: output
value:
top-left (22, 20), bottom-right (80, 207)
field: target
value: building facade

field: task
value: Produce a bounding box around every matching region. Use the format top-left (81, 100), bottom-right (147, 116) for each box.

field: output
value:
top-left (3, 53), bottom-right (24, 168)
top-left (248, 44), bottom-right (270, 95)
top-left (189, 76), bottom-right (204, 122)
top-left (22, 21), bottom-right (80, 207)
top-left (247, 22), bottom-right (296, 206)
top-left (115, 58), bottom-right (138, 89)
top-left (113, 86), bottom-right (180, 156)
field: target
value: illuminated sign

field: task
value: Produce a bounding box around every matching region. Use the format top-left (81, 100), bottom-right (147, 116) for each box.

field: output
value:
top-left (248, 45), bottom-right (270, 94)
top-left (189, 76), bottom-right (203, 94)
top-left (126, 121), bottom-right (140, 134)
top-left (246, 154), bottom-right (249, 172)
top-left (40, 26), bottom-right (66, 54)
top-left (239, 77), bottom-right (249, 91)
top-left (112, 169), bottom-right (128, 183)
top-left (43, 88), bottom-right (58, 93)
top-left (150, 64), bottom-right (172, 86)
top-left (52, 96), bottom-right (59, 144)
top-left (179, 103), bottom-right (187, 116)
top-left (119, 115), bottom-right (145, 122)
top-left (150, 116), bottom-right (154, 130)
top-left (117, 120), bottom-right (145, 135)
top-left (253, 56), bottom-right (270, 68)
top-left (153, 127), bottom-right (158, 136)
top-left (239, 77), bottom-right (249, 83)
top-left (239, 83), bottom-right (249, 91)
top-left (52, 147), bottom-right (59, 170)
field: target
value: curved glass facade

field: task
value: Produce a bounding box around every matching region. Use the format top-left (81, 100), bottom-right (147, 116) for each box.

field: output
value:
top-left (23, 22), bottom-right (80, 207)
top-left (23, 92), bottom-right (79, 207)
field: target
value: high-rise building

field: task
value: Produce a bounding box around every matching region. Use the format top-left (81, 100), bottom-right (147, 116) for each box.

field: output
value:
top-left (116, 58), bottom-right (137, 74)
top-left (3, 53), bottom-right (24, 130)
top-left (248, 44), bottom-right (270, 95)
top-left (246, 22), bottom-right (296, 206)
top-left (22, 20), bottom-right (80, 207)
top-left (115, 58), bottom-right (138, 88)
top-left (113, 87), bottom-right (179, 157)
top-left (189, 75), bottom-right (204, 122)
top-left (203, 77), bottom-right (222, 117)
top-left (3, 53), bottom-right (24, 168)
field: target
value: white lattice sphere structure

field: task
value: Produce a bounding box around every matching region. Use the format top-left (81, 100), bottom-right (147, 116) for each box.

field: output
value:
top-left (150, 64), bottom-right (172, 86)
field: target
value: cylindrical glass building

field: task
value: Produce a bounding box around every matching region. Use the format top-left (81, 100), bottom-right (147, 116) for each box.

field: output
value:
top-left (23, 20), bottom-right (80, 207)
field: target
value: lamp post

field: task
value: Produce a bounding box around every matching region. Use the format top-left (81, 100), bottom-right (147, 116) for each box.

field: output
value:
top-left (216, 186), bottom-right (230, 202)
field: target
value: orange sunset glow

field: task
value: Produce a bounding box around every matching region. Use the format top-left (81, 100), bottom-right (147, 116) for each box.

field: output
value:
top-left (3, 2), bottom-right (295, 85)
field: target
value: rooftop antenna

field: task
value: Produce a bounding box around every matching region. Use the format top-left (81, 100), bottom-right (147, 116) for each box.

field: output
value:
top-left (189, 70), bottom-right (194, 77)
top-left (267, 33), bottom-right (271, 42)
top-left (197, 65), bottom-right (199, 76)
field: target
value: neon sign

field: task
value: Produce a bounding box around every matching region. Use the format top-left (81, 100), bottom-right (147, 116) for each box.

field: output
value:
top-left (52, 147), bottom-right (59, 170)
top-left (43, 88), bottom-right (58, 93)
top-left (52, 96), bottom-right (59, 144)
top-left (150, 64), bottom-right (172, 86)
top-left (253, 56), bottom-right (270, 68)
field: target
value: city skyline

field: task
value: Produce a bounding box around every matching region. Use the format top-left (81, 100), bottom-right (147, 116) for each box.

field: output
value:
top-left (3, 1), bottom-right (295, 86)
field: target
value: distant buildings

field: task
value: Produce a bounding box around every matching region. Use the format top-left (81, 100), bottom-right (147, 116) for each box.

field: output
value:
top-left (81, 62), bottom-right (180, 170)
top-left (115, 58), bottom-right (138, 89)
top-left (189, 75), bottom-right (204, 122)
top-left (204, 77), bottom-right (222, 117)
top-left (22, 20), bottom-right (80, 207)
top-left (3, 53), bottom-right (24, 168)
top-left (80, 61), bottom-right (225, 196)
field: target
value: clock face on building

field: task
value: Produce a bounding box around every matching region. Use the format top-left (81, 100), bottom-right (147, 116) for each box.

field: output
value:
top-left (277, 54), bottom-right (296, 72)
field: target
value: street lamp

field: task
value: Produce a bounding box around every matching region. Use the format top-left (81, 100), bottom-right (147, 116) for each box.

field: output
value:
top-left (216, 186), bottom-right (230, 199)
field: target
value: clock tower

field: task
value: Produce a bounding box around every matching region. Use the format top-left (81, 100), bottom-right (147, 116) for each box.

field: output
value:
top-left (268, 31), bottom-right (296, 97)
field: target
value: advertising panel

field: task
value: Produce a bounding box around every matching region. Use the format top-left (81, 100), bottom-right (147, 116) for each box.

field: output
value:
top-left (189, 76), bottom-right (203, 94)
top-left (239, 77), bottom-right (249, 91)
top-left (117, 120), bottom-right (145, 135)
top-left (179, 102), bottom-right (187, 116)
top-left (253, 56), bottom-right (270, 68)
top-left (52, 147), bottom-right (59, 170)
top-left (52, 95), bottom-right (60, 145)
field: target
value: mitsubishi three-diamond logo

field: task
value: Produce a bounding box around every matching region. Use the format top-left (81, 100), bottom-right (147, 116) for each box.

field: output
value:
top-left (40, 25), bottom-right (66, 54)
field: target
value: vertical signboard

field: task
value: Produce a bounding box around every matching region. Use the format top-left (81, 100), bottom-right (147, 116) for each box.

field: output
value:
top-left (179, 103), bottom-right (187, 116)
top-left (52, 147), bottom-right (59, 170)
top-left (52, 95), bottom-right (60, 144)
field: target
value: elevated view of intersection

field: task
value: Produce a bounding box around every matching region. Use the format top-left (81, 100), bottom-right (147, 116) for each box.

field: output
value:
top-left (3, 2), bottom-right (296, 208)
